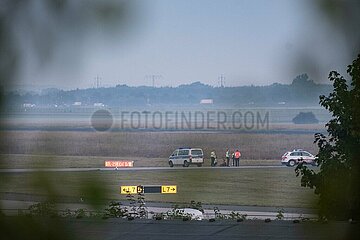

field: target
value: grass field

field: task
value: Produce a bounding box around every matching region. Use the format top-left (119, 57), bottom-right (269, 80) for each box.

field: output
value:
top-left (0, 130), bottom-right (318, 159)
top-left (0, 122), bottom-right (321, 210)
top-left (0, 168), bottom-right (317, 208)
top-left (0, 154), bottom-right (282, 169)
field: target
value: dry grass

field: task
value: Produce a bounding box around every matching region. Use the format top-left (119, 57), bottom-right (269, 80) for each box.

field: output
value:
top-left (0, 128), bottom-right (319, 209)
top-left (0, 131), bottom-right (318, 160)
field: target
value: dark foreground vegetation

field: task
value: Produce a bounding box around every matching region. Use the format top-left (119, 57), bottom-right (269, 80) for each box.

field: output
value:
top-left (296, 54), bottom-right (360, 221)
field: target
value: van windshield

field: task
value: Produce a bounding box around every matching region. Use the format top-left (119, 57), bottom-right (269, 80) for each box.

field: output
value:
top-left (178, 149), bottom-right (190, 156)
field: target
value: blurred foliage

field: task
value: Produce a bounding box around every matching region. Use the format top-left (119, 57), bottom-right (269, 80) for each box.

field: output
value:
top-left (276, 208), bottom-right (284, 220)
top-left (296, 54), bottom-right (360, 220)
top-left (314, 0), bottom-right (360, 54)
top-left (229, 211), bottom-right (247, 221)
top-left (213, 207), bottom-right (227, 219)
top-left (0, 0), bottom-right (133, 239)
top-left (0, 0), bottom-right (134, 87)
top-left (28, 201), bottom-right (57, 217)
top-left (0, 215), bottom-right (71, 240)
top-left (104, 201), bottom-right (128, 218)
top-left (78, 173), bottom-right (110, 208)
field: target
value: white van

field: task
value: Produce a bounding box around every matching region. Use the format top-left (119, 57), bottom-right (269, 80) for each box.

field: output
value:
top-left (168, 148), bottom-right (204, 167)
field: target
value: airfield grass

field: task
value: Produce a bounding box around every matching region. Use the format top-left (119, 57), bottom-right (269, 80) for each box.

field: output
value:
top-left (0, 154), bottom-right (280, 168)
top-left (0, 130), bottom-right (318, 160)
top-left (0, 168), bottom-right (317, 209)
top-left (0, 129), bottom-right (319, 209)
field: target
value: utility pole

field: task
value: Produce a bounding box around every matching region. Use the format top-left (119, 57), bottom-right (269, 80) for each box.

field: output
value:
top-left (145, 75), bottom-right (162, 88)
top-left (218, 74), bottom-right (225, 87)
top-left (95, 75), bottom-right (101, 88)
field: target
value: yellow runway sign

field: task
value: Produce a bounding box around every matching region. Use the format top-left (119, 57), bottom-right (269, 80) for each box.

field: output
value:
top-left (161, 185), bottom-right (177, 194)
top-left (120, 185), bottom-right (177, 194)
top-left (120, 185), bottom-right (143, 194)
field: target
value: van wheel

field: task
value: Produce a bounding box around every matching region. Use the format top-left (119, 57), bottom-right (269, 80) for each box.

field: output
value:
top-left (183, 160), bottom-right (189, 167)
top-left (288, 160), bottom-right (296, 167)
top-left (197, 163), bottom-right (202, 167)
top-left (169, 161), bottom-right (174, 167)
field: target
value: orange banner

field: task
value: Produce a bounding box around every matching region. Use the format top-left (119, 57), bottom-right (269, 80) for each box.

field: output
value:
top-left (105, 161), bottom-right (134, 168)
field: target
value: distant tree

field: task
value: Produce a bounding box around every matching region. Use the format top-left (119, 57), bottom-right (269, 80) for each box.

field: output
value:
top-left (292, 112), bottom-right (319, 124)
top-left (295, 54), bottom-right (360, 220)
top-left (291, 73), bottom-right (315, 87)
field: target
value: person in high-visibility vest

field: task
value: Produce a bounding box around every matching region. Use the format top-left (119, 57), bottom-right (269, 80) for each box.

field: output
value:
top-left (210, 150), bottom-right (217, 167)
top-left (234, 149), bottom-right (241, 167)
top-left (225, 148), bottom-right (230, 167)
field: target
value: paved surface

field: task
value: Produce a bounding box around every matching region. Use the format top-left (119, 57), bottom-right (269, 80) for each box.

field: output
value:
top-left (0, 165), bottom-right (286, 173)
top-left (40, 218), bottom-right (360, 239)
top-left (1, 216), bottom-right (357, 239)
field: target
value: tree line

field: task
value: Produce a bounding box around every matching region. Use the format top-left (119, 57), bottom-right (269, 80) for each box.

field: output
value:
top-left (4, 74), bottom-right (332, 108)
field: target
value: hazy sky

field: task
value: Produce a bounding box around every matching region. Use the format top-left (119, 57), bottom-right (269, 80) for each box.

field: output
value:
top-left (18, 0), bottom-right (349, 90)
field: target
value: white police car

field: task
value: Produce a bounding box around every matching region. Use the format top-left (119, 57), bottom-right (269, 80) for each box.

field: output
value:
top-left (281, 149), bottom-right (317, 167)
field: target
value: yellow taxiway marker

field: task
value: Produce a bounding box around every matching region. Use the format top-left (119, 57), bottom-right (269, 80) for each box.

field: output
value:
top-left (120, 185), bottom-right (177, 194)
top-left (161, 185), bottom-right (177, 194)
top-left (120, 185), bottom-right (143, 194)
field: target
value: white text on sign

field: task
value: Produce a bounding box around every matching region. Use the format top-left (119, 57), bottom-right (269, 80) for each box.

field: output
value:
top-left (105, 161), bottom-right (134, 168)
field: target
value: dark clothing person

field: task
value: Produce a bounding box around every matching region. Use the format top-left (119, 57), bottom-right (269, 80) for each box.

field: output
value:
top-left (210, 151), bottom-right (217, 167)
top-left (220, 159), bottom-right (227, 167)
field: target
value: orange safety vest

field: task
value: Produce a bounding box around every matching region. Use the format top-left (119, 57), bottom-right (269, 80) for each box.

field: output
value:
top-left (235, 151), bottom-right (241, 158)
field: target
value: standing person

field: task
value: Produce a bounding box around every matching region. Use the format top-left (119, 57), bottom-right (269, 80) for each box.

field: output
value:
top-left (234, 149), bottom-right (241, 167)
top-left (210, 150), bottom-right (217, 167)
top-left (225, 148), bottom-right (230, 167)
top-left (231, 151), bottom-right (235, 167)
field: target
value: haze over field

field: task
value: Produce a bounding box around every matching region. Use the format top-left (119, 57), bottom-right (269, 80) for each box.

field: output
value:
top-left (7, 0), bottom-right (358, 91)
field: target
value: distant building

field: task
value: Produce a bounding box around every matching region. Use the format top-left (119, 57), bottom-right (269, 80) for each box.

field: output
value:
top-left (200, 99), bottom-right (213, 104)
top-left (73, 102), bottom-right (82, 106)
top-left (94, 103), bottom-right (105, 107)
top-left (23, 103), bottom-right (35, 108)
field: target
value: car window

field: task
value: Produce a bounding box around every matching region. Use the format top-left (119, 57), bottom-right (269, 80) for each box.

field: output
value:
top-left (301, 152), bottom-right (310, 156)
top-left (191, 150), bottom-right (203, 156)
top-left (178, 149), bottom-right (189, 156)
top-left (290, 152), bottom-right (301, 156)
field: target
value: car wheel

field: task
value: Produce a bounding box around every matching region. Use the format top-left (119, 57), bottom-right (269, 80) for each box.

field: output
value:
top-left (183, 160), bottom-right (189, 167)
top-left (169, 161), bottom-right (174, 167)
top-left (197, 163), bottom-right (202, 167)
top-left (288, 160), bottom-right (296, 167)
